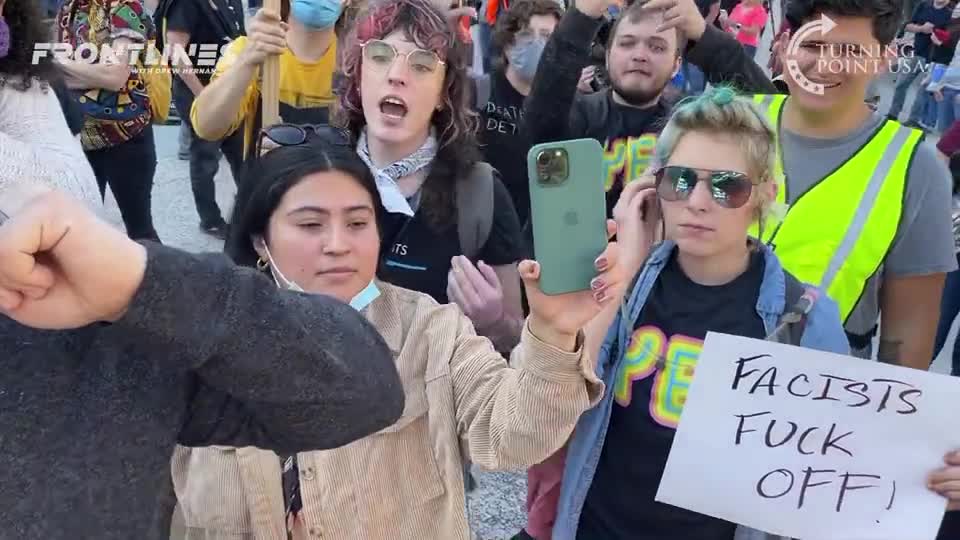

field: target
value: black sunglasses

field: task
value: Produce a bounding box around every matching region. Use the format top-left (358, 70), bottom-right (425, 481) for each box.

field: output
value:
top-left (260, 124), bottom-right (353, 149)
top-left (654, 165), bottom-right (757, 209)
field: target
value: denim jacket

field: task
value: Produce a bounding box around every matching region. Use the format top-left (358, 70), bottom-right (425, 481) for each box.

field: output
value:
top-left (552, 241), bottom-right (851, 540)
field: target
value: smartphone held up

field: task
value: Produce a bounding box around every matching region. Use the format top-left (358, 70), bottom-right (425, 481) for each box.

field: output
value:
top-left (527, 139), bottom-right (609, 296)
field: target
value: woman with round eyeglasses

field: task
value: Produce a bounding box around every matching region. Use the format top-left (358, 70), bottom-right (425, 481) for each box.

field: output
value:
top-left (336, 0), bottom-right (527, 355)
top-left (170, 136), bottom-right (628, 539)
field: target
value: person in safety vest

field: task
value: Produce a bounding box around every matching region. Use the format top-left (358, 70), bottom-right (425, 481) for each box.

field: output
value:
top-left (515, 0), bottom-right (958, 537)
top-left (648, 0), bottom-right (957, 371)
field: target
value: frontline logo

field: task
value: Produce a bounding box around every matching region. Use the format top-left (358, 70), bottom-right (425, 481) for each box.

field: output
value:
top-left (784, 14), bottom-right (838, 96)
top-left (31, 41), bottom-right (232, 70)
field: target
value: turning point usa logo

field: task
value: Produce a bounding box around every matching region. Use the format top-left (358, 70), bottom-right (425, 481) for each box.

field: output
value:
top-left (31, 41), bottom-right (232, 73)
top-left (783, 14), bottom-right (927, 95)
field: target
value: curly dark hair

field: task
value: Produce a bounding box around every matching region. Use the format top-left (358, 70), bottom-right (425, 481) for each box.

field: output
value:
top-left (336, 0), bottom-right (480, 227)
top-left (491, 0), bottom-right (563, 71)
top-left (0, 0), bottom-right (59, 90)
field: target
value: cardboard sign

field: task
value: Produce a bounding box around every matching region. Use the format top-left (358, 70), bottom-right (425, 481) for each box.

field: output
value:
top-left (656, 332), bottom-right (960, 540)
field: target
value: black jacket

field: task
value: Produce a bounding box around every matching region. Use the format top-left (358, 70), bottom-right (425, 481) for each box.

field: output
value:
top-left (523, 7), bottom-right (777, 147)
top-left (0, 243), bottom-right (404, 538)
top-left (50, 73), bottom-right (84, 136)
top-left (153, 0), bottom-right (245, 53)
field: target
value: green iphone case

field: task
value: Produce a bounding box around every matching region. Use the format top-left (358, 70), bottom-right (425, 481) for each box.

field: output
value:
top-left (527, 138), bottom-right (609, 295)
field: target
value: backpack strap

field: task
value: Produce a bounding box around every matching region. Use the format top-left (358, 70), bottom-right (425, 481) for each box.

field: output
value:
top-left (472, 74), bottom-right (491, 111)
top-left (456, 162), bottom-right (496, 260)
top-left (766, 271), bottom-right (818, 346)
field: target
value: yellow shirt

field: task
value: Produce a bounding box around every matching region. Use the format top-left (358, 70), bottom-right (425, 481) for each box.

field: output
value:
top-left (190, 36), bottom-right (338, 156)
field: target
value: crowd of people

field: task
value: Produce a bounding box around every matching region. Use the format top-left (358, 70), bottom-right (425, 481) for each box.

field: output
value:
top-left (1, 0), bottom-right (959, 538)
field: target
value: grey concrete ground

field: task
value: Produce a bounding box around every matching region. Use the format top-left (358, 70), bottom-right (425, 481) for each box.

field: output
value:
top-left (105, 14), bottom-right (950, 539)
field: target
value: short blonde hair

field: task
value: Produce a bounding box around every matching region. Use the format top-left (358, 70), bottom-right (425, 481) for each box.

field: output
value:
top-left (654, 86), bottom-right (780, 223)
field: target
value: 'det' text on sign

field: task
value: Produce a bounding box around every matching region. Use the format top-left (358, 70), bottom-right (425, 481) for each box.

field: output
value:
top-left (655, 332), bottom-right (960, 540)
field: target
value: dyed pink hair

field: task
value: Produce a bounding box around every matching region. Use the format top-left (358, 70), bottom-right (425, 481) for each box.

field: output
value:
top-left (336, 0), bottom-right (478, 150)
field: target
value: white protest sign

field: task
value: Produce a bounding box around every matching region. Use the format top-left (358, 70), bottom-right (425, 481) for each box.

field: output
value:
top-left (656, 332), bottom-right (960, 540)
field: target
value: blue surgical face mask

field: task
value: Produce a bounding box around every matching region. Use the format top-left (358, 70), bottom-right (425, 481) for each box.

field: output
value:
top-left (290, 0), bottom-right (344, 30)
top-left (261, 241), bottom-right (380, 311)
top-left (348, 279), bottom-right (381, 311)
top-left (507, 35), bottom-right (547, 82)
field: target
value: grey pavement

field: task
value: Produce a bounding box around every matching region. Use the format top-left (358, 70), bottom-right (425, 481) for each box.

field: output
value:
top-left (104, 124), bottom-right (235, 253)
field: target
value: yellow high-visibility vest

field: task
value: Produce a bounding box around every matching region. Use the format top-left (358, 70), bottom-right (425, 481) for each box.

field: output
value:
top-left (749, 94), bottom-right (924, 323)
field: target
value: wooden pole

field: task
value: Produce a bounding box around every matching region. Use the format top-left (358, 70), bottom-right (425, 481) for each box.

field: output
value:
top-left (261, 0), bottom-right (282, 127)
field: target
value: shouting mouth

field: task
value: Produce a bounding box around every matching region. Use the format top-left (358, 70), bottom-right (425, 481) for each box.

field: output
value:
top-left (379, 95), bottom-right (409, 119)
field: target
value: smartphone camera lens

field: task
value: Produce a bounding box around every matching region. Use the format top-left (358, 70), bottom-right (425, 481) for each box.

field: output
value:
top-left (535, 149), bottom-right (569, 186)
top-left (537, 151), bottom-right (553, 168)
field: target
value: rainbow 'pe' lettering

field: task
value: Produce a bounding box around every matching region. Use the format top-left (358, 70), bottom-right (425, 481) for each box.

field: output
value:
top-left (614, 326), bottom-right (704, 429)
top-left (649, 336), bottom-right (702, 428)
top-left (614, 326), bottom-right (664, 407)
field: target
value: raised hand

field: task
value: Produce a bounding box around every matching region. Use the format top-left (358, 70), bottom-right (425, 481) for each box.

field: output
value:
top-left (578, 66), bottom-right (598, 93)
top-left (0, 191), bottom-right (147, 329)
top-left (613, 176), bottom-right (660, 275)
top-left (446, 255), bottom-right (505, 332)
top-left (240, 9), bottom-right (288, 67)
top-left (645, 0), bottom-right (708, 41)
top-left (446, 5), bottom-right (478, 20)
top-left (574, 0), bottom-right (624, 19)
top-left (521, 221), bottom-right (627, 351)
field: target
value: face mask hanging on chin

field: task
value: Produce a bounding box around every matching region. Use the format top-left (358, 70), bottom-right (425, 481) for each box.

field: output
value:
top-left (348, 280), bottom-right (381, 312)
top-left (260, 241), bottom-right (381, 311)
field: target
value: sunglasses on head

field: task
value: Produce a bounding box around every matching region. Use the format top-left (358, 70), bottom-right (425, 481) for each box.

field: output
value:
top-left (260, 124), bottom-right (353, 149)
top-left (654, 165), bottom-right (757, 209)
top-left (360, 39), bottom-right (445, 76)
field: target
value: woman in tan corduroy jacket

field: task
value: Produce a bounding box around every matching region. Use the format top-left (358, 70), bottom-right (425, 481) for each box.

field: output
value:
top-left (171, 129), bottom-right (626, 537)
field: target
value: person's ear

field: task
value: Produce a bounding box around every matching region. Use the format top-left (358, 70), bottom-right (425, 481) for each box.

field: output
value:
top-left (767, 178), bottom-right (779, 202)
top-left (252, 235), bottom-right (268, 260)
